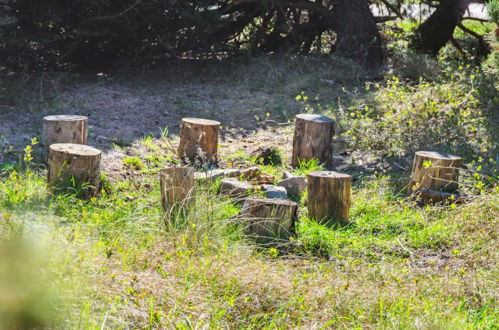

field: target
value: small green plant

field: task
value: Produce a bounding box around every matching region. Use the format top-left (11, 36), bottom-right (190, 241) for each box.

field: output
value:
top-left (23, 137), bottom-right (38, 167)
top-left (123, 157), bottom-right (144, 170)
top-left (487, 0), bottom-right (499, 23)
top-left (293, 158), bottom-right (324, 176)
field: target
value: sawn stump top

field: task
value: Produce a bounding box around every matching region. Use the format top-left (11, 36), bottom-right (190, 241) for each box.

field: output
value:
top-left (43, 115), bottom-right (88, 121)
top-left (242, 197), bottom-right (297, 206)
top-left (49, 143), bottom-right (101, 156)
top-left (415, 151), bottom-right (461, 160)
top-left (308, 171), bottom-right (351, 179)
top-left (296, 114), bottom-right (333, 123)
top-left (182, 118), bottom-right (221, 126)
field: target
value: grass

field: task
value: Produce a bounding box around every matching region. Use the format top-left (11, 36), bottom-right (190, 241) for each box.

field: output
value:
top-left (0, 23), bottom-right (498, 328)
top-left (0, 146), bottom-right (497, 328)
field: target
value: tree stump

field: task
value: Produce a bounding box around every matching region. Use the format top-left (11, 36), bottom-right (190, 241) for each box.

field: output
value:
top-left (291, 114), bottom-right (335, 169)
top-left (239, 197), bottom-right (298, 241)
top-left (177, 118), bottom-right (220, 165)
top-left (307, 171), bottom-right (351, 224)
top-left (160, 167), bottom-right (195, 215)
top-left (409, 151), bottom-right (462, 202)
top-left (48, 143), bottom-right (101, 198)
top-left (43, 115), bottom-right (88, 154)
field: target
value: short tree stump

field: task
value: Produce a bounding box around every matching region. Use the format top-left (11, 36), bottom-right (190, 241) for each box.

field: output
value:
top-left (48, 143), bottom-right (101, 198)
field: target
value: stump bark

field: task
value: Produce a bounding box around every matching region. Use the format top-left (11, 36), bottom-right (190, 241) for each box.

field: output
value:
top-left (307, 171), bottom-right (351, 223)
top-left (409, 151), bottom-right (462, 202)
top-left (43, 115), bottom-right (88, 154)
top-left (48, 143), bottom-right (101, 198)
top-left (177, 118), bottom-right (220, 164)
top-left (239, 197), bottom-right (298, 241)
top-left (291, 114), bottom-right (335, 169)
top-left (160, 167), bottom-right (195, 214)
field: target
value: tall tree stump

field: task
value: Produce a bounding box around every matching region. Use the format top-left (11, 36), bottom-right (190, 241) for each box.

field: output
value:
top-left (291, 114), bottom-right (335, 169)
top-left (48, 143), bottom-right (101, 198)
top-left (177, 118), bottom-right (220, 165)
top-left (43, 115), bottom-right (88, 154)
top-left (307, 171), bottom-right (351, 224)
top-left (409, 151), bottom-right (462, 202)
top-left (160, 167), bottom-right (195, 215)
top-left (239, 197), bottom-right (298, 241)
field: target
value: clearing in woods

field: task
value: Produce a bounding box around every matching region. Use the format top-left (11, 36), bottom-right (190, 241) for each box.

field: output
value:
top-left (0, 55), bottom-right (497, 328)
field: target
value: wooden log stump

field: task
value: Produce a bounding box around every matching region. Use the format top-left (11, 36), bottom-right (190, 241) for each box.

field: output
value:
top-left (177, 118), bottom-right (220, 165)
top-left (291, 114), bottom-right (335, 169)
top-left (307, 171), bottom-right (351, 224)
top-left (160, 167), bottom-right (195, 215)
top-left (239, 197), bottom-right (298, 241)
top-left (409, 151), bottom-right (462, 202)
top-left (43, 115), bottom-right (88, 154)
top-left (48, 143), bottom-right (101, 198)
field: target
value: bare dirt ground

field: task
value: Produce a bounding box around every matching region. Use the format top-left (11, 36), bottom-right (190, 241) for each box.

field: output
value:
top-left (0, 74), bottom-right (296, 150)
top-left (0, 58), bottom-right (401, 182)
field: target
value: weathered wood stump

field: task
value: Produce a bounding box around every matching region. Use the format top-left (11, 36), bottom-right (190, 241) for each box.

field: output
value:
top-left (48, 143), bottom-right (101, 198)
top-left (239, 197), bottom-right (298, 241)
top-left (177, 118), bottom-right (220, 164)
top-left (409, 151), bottom-right (462, 202)
top-left (291, 114), bottom-right (335, 169)
top-left (43, 115), bottom-right (88, 154)
top-left (307, 171), bottom-right (351, 224)
top-left (160, 167), bottom-right (195, 215)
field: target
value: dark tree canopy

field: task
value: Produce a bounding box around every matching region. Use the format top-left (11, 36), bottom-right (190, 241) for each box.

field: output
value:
top-left (1, 0), bottom-right (384, 70)
top-left (0, 0), bottom-right (492, 71)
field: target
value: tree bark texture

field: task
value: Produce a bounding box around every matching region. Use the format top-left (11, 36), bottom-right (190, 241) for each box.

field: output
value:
top-left (239, 197), bottom-right (298, 241)
top-left (409, 151), bottom-right (462, 202)
top-left (43, 115), bottom-right (88, 155)
top-left (48, 143), bottom-right (101, 198)
top-left (410, 0), bottom-right (472, 54)
top-left (177, 118), bottom-right (220, 165)
top-left (292, 114), bottom-right (334, 170)
top-left (160, 167), bottom-right (195, 215)
top-left (331, 0), bottom-right (384, 69)
top-left (307, 171), bottom-right (351, 224)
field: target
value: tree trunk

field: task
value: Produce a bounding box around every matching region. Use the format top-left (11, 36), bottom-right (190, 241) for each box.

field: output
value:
top-left (410, 0), bottom-right (472, 55)
top-left (43, 115), bottom-right (88, 155)
top-left (48, 143), bottom-right (101, 198)
top-left (409, 151), bottom-right (462, 202)
top-left (160, 167), bottom-right (195, 215)
top-left (291, 114), bottom-right (334, 170)
top-left (307, 171), bottom-right (351, 224)
top-left (177, 118), bottom-right (220, 165)
top-left (239, 197), bottom-right (298, 241)
top-left (331, 0), bottom-right (384, 69)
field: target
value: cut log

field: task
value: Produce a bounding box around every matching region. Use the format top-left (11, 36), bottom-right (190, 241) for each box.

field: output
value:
top-left (239, 197), bottom-right (298, 241)
top-left (409, 151), bottom-right (462, 202)
top-left (43, 115), bottom-right (88, 155)
top-left (291, 114), bottom-right (335, 170)
top-left (307, 171), bottom-right (352, 223)
top-left (177, 118), bottom-right (220, 165)
top-left (160, 167), bottom-right (195, 215)
top-left (48, 143), bottom-right (101, 198)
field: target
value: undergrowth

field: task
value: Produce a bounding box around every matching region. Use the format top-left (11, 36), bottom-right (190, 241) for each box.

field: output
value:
top-left (0, 19), bottom-right (498, 329)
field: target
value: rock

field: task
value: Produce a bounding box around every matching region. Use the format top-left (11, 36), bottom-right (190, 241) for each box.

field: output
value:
top-left (241, 166), bottom-right (275, 184)
top-left (278, 176), bottom-right (307, 197)
top-left (241, 166), bottom-right (261, 180)
top-left (195, 169), bottom-right (241, 182)
top-left (282, 171), bottom-right (296, 179)
top-left (261, 185), bottom-right (288, 199)
top-left (257, 172), bottom-right (276, 185)
top-left (220, 178), bottom-right (253, 198)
